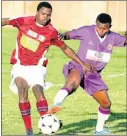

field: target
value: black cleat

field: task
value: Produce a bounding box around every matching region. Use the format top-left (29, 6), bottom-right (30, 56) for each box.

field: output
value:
top-left (26, 128), bottom-right (34, 136)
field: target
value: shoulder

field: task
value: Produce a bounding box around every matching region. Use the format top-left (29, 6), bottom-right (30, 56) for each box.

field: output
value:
top-left (48, 24), bottom-right (58, 38)
top-left (9, 15), bottom-right (35, 25)
top-left (23, 16), bottom-right (35, 24)
top-left (48, 24), bottom-right (58, 33)
top-left (82, 25), bottom-right (95, 31)
top-left (73, 25), bottom-right (95, 32)
top-left (108, 31), bottom-right (122, 37)
top-left (9, 15), bottom-right (34, 21)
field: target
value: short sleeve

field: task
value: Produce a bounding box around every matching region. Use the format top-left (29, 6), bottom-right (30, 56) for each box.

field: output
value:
top-left (113, 32), bottom-right (126, 46)
top-left (51, 29), bottom-right (65, 47)
top-left (9, 16), bottom-right (25, 28)
top-left (69, 26), bottom-right (87, 40)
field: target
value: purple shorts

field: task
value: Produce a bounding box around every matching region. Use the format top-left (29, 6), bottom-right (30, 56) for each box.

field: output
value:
top-left (62, 61), bottom-right (108, 96)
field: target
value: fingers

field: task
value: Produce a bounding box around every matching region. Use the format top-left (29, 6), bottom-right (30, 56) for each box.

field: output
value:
top-left (83, 63), bottom-right (97, 74)
top-left (58, 32), bottom-right (64, 40)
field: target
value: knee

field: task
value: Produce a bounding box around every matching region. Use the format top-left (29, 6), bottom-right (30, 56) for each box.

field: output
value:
top-left (65, 80), bottom-right (79, 91)
top-left (19, 89), bottom-right (29, 103)
top-left (100, 100), bottom-right (111, 109)
top-left (32, 85), bottom-right (45, 101)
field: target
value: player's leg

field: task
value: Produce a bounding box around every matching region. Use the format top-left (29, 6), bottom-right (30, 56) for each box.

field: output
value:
top-left (15, 77), bottom-right (33, 135)
top-left (32, 85), bottom-right (48, 116)
top-left (48, 69), bottom-right (82, 114)
top-left (84, 72), bottom-right (112, 135)
top-left (92, 90), bottom-right (112, 134)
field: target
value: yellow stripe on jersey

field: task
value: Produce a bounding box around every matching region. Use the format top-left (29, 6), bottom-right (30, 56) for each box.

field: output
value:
top-left (20, 34), bottom-right (40, 52)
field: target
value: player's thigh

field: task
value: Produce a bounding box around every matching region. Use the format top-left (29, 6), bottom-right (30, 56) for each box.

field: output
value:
top-left (15, 77), bottom-right (29, 101)
top-left (92, 90), bottom-right (111, 108)
top-left (15, 77), bottom-right (29, 91)
top-left (65, 68), bottom-right (82, 89)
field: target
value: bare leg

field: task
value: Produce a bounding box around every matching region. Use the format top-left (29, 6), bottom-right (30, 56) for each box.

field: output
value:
top-left (15, 77), bottom-right (33, 133)
top-left (49, 69), bottom-right (81, 114)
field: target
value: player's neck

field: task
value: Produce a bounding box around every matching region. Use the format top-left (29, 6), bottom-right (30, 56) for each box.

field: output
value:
top-left (95, 29), bottom-right (107, 42)
top-left (35, 22), bottom-right (44, 27)
top-left (35, 18), bottom-right (44, 27)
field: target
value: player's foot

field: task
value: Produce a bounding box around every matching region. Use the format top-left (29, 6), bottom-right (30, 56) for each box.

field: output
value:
top-left (26, 128), bottom-right (34, 136)
top-left (95, 128), bottom-right (114, 135)
top-left (48, 105), bottom-right (61, 114)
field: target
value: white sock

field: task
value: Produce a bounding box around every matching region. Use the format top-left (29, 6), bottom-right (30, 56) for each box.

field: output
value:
top-left (54, 89), bottom-right (69, 106)
top-left (96, 110), bottom-right (109, 132)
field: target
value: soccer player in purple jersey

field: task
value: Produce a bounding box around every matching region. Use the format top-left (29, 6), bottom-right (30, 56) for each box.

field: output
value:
top-left (49, 13), bottom-right (127, 135)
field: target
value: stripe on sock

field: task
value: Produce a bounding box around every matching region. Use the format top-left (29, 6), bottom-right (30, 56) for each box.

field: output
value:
top-left (19, 102), bottom-right (31, 116)
top-left (99, 107), bottom-right (110, 114)
top-left (36, 100), bottom-right (48, 113)
top-left (61, 87), bottom-right (71, 94)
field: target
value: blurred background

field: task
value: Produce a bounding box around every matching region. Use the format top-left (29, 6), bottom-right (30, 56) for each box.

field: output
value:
top-left (2, 1), bottom-right (126, 32)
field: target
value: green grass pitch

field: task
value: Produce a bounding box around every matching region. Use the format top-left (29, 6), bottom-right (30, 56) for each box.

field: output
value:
top-left (2, 28), bottom-right (126, 135)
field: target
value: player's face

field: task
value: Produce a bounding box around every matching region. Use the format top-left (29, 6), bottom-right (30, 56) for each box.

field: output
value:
top-left (95, 20), bottom-right (111, 38)
top-left (36, 7), bottom-right (52, 25)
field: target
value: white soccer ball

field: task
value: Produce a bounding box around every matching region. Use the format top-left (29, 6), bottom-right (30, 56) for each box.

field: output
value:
top-left (38, 114), bottom-right (62, 135)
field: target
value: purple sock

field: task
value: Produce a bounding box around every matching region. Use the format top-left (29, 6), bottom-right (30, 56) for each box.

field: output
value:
top-left (99, 107), bottom-right (110, 114)
top-left (61, 87), bottom-right (72, 94)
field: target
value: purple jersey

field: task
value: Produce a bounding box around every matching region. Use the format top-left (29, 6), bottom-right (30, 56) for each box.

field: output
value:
top-left (69, 25), bottom-right (126, 71)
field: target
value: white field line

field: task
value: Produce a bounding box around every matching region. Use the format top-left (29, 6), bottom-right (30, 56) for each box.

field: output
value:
top-left (107, 73), bottom-right (126, 78)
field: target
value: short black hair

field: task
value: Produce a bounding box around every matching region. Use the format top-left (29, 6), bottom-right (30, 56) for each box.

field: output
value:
top-left (37, 2), bottom-right (52, 11)
top-left (96, 13), bottom-right (112, 25)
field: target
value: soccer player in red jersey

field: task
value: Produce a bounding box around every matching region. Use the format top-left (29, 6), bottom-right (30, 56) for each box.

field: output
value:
top-left (2, 2), bottom-right (93, 135)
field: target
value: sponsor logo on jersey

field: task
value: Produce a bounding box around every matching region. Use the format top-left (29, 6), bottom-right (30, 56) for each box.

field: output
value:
top-left (95, 52), bottom-right (103, 58)
top-left (38, 35), bottom-right (45, 42)
top-left (20, 34), bottom-right (40, 52)
top-left (86, 49), bottom-right (111, 63)
top-left (27, 30), bottom-right (37, 38)
top-left (27, 30), bottom-right (46, 42)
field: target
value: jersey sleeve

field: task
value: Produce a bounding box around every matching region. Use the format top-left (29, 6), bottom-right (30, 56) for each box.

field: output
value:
top-left (69, 26), bottom-right (87, 40)
top-left (51, 29), bottom-right (65, 47)
top-left (9, 17), bottom-right (25, 28)
top-left (113, 32), bottom-right (126, 46)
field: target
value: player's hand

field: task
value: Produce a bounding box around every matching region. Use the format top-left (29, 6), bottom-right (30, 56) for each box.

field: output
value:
top-left (82, 63), bottom-right (96, 74)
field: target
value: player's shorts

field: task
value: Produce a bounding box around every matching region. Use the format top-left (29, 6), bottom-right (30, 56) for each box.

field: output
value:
top-left (9, 64), bottom-right (47, 94)
top-left (63, 61), bottom-right (108, 96)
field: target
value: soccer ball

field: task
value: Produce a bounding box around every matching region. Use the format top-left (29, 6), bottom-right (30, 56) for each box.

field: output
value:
top-left (38, 114), bottom-right (62, 135)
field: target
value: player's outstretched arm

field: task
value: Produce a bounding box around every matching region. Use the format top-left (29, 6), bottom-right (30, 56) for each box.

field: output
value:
top-left (2, 18), bottom-right (10, 26)
top-left (59, 43), bottom-right (93, 73)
